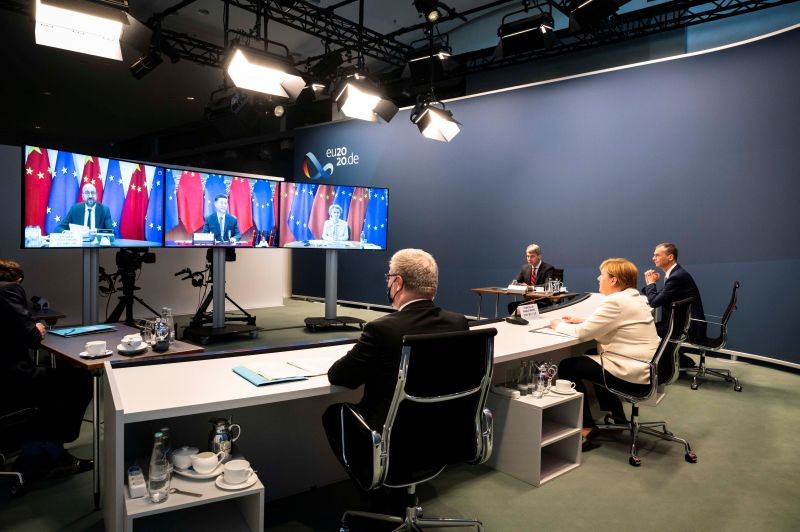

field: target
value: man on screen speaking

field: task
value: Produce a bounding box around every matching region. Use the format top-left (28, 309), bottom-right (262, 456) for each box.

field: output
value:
top-left (53, 183), bottom-right (113, 234)
top-left (202, 193), bottom-right (241, 243)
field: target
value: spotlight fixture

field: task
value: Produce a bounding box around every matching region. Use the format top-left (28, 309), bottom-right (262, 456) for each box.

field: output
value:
top-left (410, 98), bottom-right (460, 143)
top-left (405, 42), bottom-right (454, 84)
top-left (498, 12), bottom-right (557, 57)
top-left (414, 0), bottom-right (442, 23)
top-left (35, 0), bottom-right (129, 60)
top-left (129, 21), bottom-right (180, 79)
top-left (569, 0), bottom-right (631, 33)
top-left (225, 46), bottom-right (306, 100)
top-left (334, 74), bottom-right (398, 123)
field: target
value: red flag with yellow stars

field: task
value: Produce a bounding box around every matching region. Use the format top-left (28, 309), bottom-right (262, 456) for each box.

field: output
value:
top-left (24, 146), bottom-right (52, 231)
top-left (79, 156), bottom-right (104, 203)
top-left (308, 184), bottom-right (336, 239)
top-left (120, 164), bottom-right (149, 240)
top-left (228, 176), bottom-right (254, 234)
top-left (347, 187), bottom-right (370, 242)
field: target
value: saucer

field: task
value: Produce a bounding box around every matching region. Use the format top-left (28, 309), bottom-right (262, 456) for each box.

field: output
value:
top-left (551, 388), bottom-right (577, 395)
top-left (215, 474), bottom-right (258, 491)
top-left (116, 343), bottom-right (149, 355)
top-left (172, 463), bottom-right (224, 480)
top-left (79, 349), bottom-right (113, 359)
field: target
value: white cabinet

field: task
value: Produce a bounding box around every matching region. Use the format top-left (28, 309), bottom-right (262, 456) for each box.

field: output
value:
top-left (123, 474), bottom-right (264, 532)
top-left (486, 390), bottom-right (582, 486)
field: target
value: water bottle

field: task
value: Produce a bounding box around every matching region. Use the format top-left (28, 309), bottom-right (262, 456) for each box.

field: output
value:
top-left (148, 431), bottom-right (170, 503)
top-left (159, 426), bottom-right (171, 462)
top-left (161, 307), bottom-right (175, 343)
top-left (360, 230), bottom-right (366, 248)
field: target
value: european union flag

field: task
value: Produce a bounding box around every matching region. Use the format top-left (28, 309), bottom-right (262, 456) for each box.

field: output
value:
top-left (164, 169), bottom-right (178, 232)
top-left (252, 180), bottom-right (275, 233)
top-left (102, 159), bottom-right (125, 237)
top-left (144, 167), bottom-right (165, 243)
top-left (363, 188), bottom-right (388, 248)
top-left (204, 174), bottom-right (227, 217)
top-left (289, 183), bottom-right (317, 241)
top-left (333, 186), bottom-right (354, 220)
top-left (45, 151), bottom-right (80, 234)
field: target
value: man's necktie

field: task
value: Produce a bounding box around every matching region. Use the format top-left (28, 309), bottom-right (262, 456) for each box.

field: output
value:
top-left (530, 268), bottom-right (537, 285)
top-left (85, 207), bottom-right (95, 229)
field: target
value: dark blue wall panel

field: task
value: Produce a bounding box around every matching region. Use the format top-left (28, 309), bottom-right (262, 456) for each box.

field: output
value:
top-left (292, 28), bottom-right (800, 363)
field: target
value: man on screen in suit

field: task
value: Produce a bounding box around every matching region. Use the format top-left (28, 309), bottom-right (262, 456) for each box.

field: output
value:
top-left (53, 183), bottom-right (113, 234)
top-left (508, 243), bottom-right (557, 314)
top-left (642, 242), bottom-right (706, 368)
top-left (202, 193), bottom-right (241, 243)
top-left (322, 248), bottom-right (469, 462)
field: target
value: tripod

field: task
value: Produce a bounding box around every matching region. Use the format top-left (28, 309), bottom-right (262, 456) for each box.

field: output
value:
top-left (104, 266), bottom-right (160, 326)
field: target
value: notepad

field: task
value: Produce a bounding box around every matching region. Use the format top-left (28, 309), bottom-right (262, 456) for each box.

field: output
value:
top-left (48, 324), bottom-right (117, 337)
top-left (286, 360), bottom-right (329, 377)
top-left (232, 365), bottom-right (308, 386)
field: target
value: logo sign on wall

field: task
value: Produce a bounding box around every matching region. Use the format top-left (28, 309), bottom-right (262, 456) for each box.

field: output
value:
top-left (301, 145), bottom-right (363, 180)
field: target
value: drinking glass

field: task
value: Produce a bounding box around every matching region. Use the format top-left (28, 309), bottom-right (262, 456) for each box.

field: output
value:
top-left (139, 319), bottom-right (157, 346)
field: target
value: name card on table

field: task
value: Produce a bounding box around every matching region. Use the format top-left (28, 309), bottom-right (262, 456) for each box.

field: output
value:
top-left (519, 303), bottom-right (541, 321)
top-left (49, 232), bottom-right (84, 247)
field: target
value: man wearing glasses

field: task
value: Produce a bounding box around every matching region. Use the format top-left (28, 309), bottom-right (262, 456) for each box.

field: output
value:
top-left (322, 248), bottom-right (468, 453)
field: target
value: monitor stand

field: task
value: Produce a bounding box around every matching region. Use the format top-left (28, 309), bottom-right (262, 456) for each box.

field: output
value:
top-left (183, 247), bottom-right (259, 344)
top-left (304, 249), bottom-right (366, 332)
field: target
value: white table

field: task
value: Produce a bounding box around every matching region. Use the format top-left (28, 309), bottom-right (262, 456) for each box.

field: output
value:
top-left (103, 295), bottom-right (603, 531)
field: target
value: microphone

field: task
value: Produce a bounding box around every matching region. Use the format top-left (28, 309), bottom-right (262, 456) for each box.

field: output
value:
top-left (174, 268), bottom-right (191, 277)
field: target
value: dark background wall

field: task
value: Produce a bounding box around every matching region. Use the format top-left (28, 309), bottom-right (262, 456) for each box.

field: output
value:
top-left (291, 27), bottom-right (800, 364)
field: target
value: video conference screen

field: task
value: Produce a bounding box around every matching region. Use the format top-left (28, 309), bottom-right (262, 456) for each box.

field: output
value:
top-left (22, 146), bottom-right (165, 248)
top-left (163, 168), bottom-right (280, 248)
top-left (278, 183), bottom-right (389, 250)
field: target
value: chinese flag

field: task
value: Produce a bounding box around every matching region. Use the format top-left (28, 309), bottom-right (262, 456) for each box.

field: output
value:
top-left (177, 171), bottom-right (205, 233)
top-left (120, 165), bottom-right (149, 240)
top-left (308, 185), bottom-right (336, 239)
top-left (228, 177), bottom-right (254, 234)
top-left (347, 187), bottom-right (370, 241)
top-left (79, 156), bottom-right (104, 203)
top-left (279, 183), bottom-right (297, 244)
top-left (24, 146), bottom-right (52, 231)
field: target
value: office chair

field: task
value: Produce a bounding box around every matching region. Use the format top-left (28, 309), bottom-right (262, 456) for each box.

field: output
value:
top-left (595, 298), bottom-right (698, 467)
top-left (0, 407), bottom-right (37, 497)
top-left (336, 328), bottom-right (497, 531)
top-left (681, 281), bottom-right (742, 391)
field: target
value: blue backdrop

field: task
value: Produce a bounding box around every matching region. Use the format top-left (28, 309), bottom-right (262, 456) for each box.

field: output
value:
top-left (292, 27), bottom-right (800, 364)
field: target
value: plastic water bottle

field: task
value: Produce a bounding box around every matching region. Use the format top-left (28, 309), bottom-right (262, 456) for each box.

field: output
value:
top-left (148, 431), bottom-right (170, 503)
top-left (161, 307), bottom-right (175, 343)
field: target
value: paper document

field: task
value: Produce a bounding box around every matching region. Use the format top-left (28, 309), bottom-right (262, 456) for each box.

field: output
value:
top-left (529, 326), bottom-right (575, 337)
top-left (286, 360), bottom-right (329, 377)
top-left (232, 364), bottom-right (307, 387)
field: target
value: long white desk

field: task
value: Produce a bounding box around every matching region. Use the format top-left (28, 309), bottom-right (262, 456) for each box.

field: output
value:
top-left (102, 294), bottom-right (603, 531)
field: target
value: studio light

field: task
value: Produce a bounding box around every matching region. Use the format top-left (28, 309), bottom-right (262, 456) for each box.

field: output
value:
top-left (405, 42), bottom-right (454, 84)
top-left (498, 12), bottom-right (557, 57)
top-left (414, 0), bottom-right (441, 23)
top-left (226, 47), bottom-right (306, 100)
top-left (569, 0), bottom-right (631, 32)
top-left (334, 74), bottom-right (398, 123)
top-left (129, 22), bottom-right (180, 79)
top-left (35, 0), bottom-right (129, 60)
top-left (410, 100), bottom-right (460, 143)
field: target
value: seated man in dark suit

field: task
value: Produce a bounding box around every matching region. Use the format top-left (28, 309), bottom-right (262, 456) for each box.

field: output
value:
top-left (202, 193), bottom-right (241, 243)
top-left (53, 183), bottom-right (114, 234)
top-left (0, 260), bottom-right (92, 479)
top-left (508, 243), bottom-right (557, 315)
top-left (642, 242), bottom-right (706, 368)
top-left (322, 248), bottom-right (469, 466)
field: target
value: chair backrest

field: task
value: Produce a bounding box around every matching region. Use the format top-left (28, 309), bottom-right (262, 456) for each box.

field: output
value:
top-left (655, 297), bottom-right (694, 386)
top-left (380, 328), bottom-right (497, 487)
top-left (721, 281), bottom-right (740, 326)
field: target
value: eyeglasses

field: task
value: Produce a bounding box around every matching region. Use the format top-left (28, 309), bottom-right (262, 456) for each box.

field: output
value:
top-left (384, 273), bottom-right (399, 282)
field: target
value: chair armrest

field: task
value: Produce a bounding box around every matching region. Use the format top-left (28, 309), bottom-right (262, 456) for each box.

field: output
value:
top-left (340, 404), bottom-right (384, 491)
top-left (597, 351), bottom-right (656, 403)
top-left (689, 317), bottom-right (723, 327)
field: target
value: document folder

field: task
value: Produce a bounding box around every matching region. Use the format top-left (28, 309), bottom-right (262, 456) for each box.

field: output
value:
top-left (49, 324), bottom-right (117, 337)
top-left (232, 366), bottom-right (308, 386)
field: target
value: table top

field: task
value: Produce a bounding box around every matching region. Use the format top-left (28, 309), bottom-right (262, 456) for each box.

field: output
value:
top-left (42, 324), bottom-right (204, 370)
top-left (471, 286), bottom-right (577, 300)
top-left (31, 307), bottom-right (67, 324)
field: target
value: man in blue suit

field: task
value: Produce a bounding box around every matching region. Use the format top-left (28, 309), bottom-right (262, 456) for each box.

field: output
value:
top-left (53, 183), bottom-right (113, 234)
top-left (642, 242), bottom-right (706, 368)
top-left (202, 193), bottom-right (241, 243)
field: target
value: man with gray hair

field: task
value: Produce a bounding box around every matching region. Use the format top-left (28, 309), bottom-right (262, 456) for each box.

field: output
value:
top-left (509, 243), bottom-right (557, 314)
top-left (324, 248), bottom-right (469, 438)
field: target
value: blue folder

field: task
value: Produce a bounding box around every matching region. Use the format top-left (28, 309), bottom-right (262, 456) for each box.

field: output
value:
top-left (48, 324), bottom-right (117, 337)
top-left (232, 366), bottom-right (308, 386)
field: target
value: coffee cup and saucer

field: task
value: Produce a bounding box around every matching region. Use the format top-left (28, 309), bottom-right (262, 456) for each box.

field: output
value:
top-left (215, 459), bottom-right (258, 490)
top-left (79, 340), bottom-right (113, 359)
top-left (117, 334), bottom-right (148, 355)
top-left (551, 379), bottom-right (577, 395)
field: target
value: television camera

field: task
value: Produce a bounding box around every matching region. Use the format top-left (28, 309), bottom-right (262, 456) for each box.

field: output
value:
top-left (100, 248), bottom-right (160, 325)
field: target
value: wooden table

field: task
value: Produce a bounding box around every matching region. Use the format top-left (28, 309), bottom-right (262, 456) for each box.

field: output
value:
top-left (41, 325), bottom-right (204, 509)
top-left (471, 287), bottom-right (577, 319)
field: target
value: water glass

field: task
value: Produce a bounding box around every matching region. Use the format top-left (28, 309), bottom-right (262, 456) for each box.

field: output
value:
top-left (139, 319), bottom-right (157, 346)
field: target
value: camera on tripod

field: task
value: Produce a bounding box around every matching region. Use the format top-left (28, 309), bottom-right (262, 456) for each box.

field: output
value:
top-left (116, 248), bottom-right (156, 270)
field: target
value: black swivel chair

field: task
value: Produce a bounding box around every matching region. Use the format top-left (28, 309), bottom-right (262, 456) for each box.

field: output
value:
top-left (335, 328), bottom-right (497, 531)
top-left (681, 281), bottom-right (742, 391)
top-left (0, 407), bottom-right (37, 497)
top-left (595, 298), bottom-right (698, 467)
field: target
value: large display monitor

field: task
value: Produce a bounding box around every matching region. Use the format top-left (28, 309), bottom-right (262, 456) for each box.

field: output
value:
top-left (164, 168), bottom-right (281, 248)
top-left (22, 146), bottom-right (165, 248)
top-left (278, 183), bottom-right (389, 250)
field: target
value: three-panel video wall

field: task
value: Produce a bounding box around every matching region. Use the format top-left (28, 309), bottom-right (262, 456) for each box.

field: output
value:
top-left (21, 146), bottom-right (389, 251)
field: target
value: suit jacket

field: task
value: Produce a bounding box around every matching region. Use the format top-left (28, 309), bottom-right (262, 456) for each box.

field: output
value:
top-left (555, 288), bottom-right (661, 384)
top-left (641, 264), bottom-right (706, 341)
top-left (54, 202), bottom-right (114, 233)
top-left (322, 219), bottom-right (349, 241)
top-left (202, 212), bottom-right (241, 242)
top-left (515, 261), bottom-right (556, 286)
top-left (0, 282), bottom-right (43, 381)
top-left (328, 299), bottom-right (469, 429)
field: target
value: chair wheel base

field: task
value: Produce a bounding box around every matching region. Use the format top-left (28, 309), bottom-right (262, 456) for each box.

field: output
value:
top-left (10, 482), bottom-right (26, 497)
top-left (685, 451), bottom-right (698, 463)
top-left (690, 383), bottom-right (699, 390)
top-left (629, 456), bottom-right (641, 467)
top-left (734, 385), bottom-right (742, 392)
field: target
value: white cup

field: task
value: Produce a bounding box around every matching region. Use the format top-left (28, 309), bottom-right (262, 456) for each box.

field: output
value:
top-left (85, 340), bottom-right (106, 356)
top-left (223, 459), bottom-right (254, 485)
top-left (171, 446), bottom-right (199, 470)
top-left (190, 451), bottom-right (225, 474)
top-left (121, 334), bottom-right (143, 349)
top-left (555, 379), bottom-right (576, 392)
